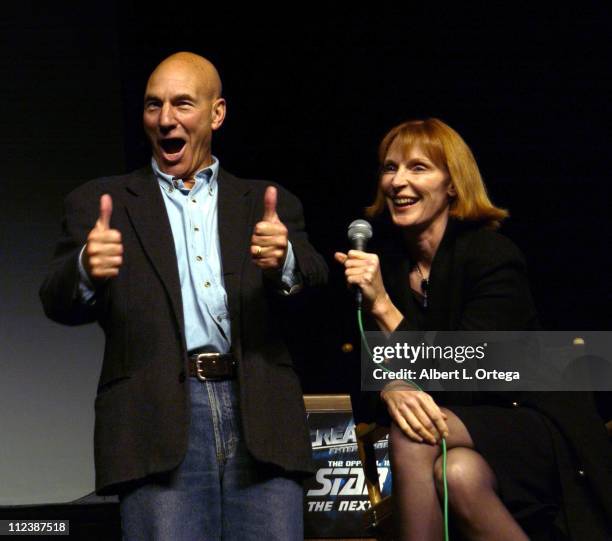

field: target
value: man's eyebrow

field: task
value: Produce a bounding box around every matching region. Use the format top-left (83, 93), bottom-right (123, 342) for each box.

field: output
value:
top-left (144, 93), bottom-right (197, 104)
top-left (172, 94), bottom-right (196, 102)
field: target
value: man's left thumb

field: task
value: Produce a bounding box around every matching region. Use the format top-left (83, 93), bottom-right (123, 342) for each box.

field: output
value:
top-left (262, 186), bottom-right (279, 222)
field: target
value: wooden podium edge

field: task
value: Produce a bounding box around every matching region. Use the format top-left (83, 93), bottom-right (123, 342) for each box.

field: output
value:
top-left (303, 394), bottom-right (353, 412)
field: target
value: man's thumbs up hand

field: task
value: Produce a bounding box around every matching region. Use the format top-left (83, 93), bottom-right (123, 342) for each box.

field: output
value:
top-left (250, 186), bottom-right (288, 271)
top-left (84, 194), bottom-right (124, 282)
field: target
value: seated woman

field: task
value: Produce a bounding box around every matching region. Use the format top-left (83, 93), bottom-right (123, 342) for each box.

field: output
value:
top-left (335, 118), bottom-right (612, 541)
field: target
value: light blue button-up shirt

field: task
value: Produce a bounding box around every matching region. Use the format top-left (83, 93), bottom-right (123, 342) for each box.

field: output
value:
top-left (79, 157), bottom-right (298, 353)
top-left (154, 157), bottom-right (232, 353)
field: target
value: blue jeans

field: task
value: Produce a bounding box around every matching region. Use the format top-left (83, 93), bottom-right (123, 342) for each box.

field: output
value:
top-left (120, 378), bottom-right (303, 541)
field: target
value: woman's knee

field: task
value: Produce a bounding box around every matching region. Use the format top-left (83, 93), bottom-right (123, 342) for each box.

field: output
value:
top-left (433, 447), bottom-right (497, 499)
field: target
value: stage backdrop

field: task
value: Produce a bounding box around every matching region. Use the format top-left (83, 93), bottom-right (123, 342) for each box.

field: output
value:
top-left (1, 6), bottom-right (125, 504)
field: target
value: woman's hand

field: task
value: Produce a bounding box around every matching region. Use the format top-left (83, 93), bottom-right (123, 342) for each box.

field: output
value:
top-left (334, 250), bottom-right (403, 332)
top-left (334, 250), bottom-right (389, 313)
top-left (381, 383), bottom-right (449, 444)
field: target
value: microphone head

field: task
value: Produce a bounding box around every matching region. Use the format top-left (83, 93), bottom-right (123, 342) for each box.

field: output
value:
top-left (348, 219), bottom-right (373, 243)
top-left (348, 219), bottom-right (373, 251)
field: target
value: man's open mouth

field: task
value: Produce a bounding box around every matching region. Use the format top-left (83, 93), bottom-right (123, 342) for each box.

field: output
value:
top-left (159, 138), bottom-right (186, 156)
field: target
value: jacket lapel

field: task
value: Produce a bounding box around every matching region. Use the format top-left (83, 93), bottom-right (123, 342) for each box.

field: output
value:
top-left (217, 168), bottom-right (252, 276)
top-left (217, 168), bottom-right (252, 350)
top-left (123, 168), bottom-right (185, 334)
top-left (426, 219), bottom-right (460, 331)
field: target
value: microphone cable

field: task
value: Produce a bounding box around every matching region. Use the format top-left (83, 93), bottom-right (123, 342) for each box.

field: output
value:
top-left (357, 307), bottom-right (450, 541)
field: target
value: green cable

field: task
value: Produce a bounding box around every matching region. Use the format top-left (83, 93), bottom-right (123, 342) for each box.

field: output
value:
top-left (357, 308), bottom-right (450, 541)
top-left (442, 437), bottom-right (449, 541)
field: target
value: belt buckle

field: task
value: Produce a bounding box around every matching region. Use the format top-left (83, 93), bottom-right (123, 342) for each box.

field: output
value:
top-left (195, 352), bottom-right (221, 381)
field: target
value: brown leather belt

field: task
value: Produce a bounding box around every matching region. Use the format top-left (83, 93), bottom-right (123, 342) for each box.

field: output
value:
top-left (188, 350), bottom-right (237, 381)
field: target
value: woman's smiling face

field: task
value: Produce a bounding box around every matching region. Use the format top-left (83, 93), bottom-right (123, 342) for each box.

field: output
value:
top-left (380, 142), bottom-right (455, 231)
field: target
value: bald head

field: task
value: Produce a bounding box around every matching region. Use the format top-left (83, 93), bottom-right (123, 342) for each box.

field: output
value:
top-left (143, 51), bottom-right (226, 179)
top-left (148, 52), bottom-right (222, 100)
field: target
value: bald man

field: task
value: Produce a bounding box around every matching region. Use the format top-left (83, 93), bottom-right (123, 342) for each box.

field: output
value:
top-left (40, 52), bottom-right (327, 540)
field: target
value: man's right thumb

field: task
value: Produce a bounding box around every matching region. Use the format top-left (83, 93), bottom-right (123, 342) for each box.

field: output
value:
top-left (98, 194), bottom-right (113, 230)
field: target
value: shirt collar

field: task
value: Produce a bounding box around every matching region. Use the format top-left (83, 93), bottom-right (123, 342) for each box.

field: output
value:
top-left (152, 156), bottom-right (219, 195)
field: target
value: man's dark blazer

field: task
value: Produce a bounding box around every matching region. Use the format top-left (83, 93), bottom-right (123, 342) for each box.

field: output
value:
top-left (40, 166), bottom-right (328, 495)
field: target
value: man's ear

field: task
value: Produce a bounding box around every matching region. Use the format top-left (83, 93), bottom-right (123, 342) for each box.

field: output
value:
top-left (211, 98), bottom-right (226, 131)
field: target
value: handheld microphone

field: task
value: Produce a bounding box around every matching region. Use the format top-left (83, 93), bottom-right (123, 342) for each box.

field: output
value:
top-left (347, 219), bottom-right (373, 306)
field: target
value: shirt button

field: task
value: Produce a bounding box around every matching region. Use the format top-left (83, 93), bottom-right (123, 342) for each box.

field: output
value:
top-left (204, 281), bottom-right (211, 288)
top-left (512, 401), bottom-right (520, 408)
top-left (191, 198), bottom-right (197, 203)
top-left (194, 226), bottom-right (200, 232)
top-left (217, 316), bottom-right (222, 322)
top-left (209, 187), bottom-right (214, 195)
top-left (577, 468), bottom-right (586, 478)
top-left (168, 186), bottom-right (174, 193)
top-left (196, 256), bottom-right (203, 262)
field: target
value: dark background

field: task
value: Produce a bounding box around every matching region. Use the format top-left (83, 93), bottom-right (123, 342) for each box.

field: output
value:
top-left (1, 3), bottom-right (609, 504)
